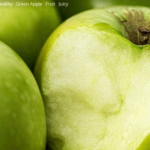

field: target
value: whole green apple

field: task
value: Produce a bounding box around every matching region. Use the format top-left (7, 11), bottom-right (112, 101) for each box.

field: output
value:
top-left (34, 6), bottom-right (150, 150)
top-left (55, 0), bottom-right (150, 20)
top-left (0, 41), bottom-right (46, 150)
top-left (0, 0), bottom-right (61, 70)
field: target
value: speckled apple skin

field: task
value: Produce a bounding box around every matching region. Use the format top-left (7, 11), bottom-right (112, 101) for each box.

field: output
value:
top-left (0, 41), bottom-right (46, 150)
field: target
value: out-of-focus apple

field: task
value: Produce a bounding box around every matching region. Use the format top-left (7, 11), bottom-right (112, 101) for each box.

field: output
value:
top-left (0, 41), bottom-right (46, 150)
top-left (0, 0), bottom-right (61, 69)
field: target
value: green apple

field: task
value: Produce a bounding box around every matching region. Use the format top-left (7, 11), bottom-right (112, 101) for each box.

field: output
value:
top-left (55, 0), bottom-right (150, 20)
top-left (34, 6), bottom-right (150, 150)
top-left (0, 41), bottom-right (46, 150)
top-left (0, 0), bottom-right (61, 69)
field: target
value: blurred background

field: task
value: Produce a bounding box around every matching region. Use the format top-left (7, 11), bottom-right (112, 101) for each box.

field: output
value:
top-left (53, 0), bottom-right (150, 20)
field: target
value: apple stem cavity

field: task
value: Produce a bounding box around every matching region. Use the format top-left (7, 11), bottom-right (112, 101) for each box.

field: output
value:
top-left (110, 8), bottom-right (150, 45)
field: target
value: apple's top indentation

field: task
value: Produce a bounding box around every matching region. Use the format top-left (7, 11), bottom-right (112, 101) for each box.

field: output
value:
top-left (109, 8), bottom-right (150, 45)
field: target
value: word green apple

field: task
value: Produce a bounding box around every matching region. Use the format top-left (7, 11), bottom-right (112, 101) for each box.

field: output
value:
top-left (0, 0), bottom-right (61, 69)
top-left (55, 0), bottom-right (150, 20)
top-left (0, 41), bottom-right (46, 150)
top-left (34, 6), bottom-right (150, 150)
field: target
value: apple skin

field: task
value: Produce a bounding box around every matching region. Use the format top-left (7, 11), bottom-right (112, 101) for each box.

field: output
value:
top-left (0, 0), bottom-right (61, 70)
top-left (0, 41), bottom-right (46, 150)
top-left (34, 6), bottom-right (150, 150)
top-left (55, 0), bottom-right (150, 20)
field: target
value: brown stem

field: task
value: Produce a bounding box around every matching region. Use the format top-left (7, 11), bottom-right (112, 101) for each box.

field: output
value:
top-left (138, 27), bottom-right (150, 45)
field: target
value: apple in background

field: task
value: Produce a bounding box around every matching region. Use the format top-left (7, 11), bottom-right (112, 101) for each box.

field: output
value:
top-left (54, 0), bottom-right (150, 20)
top-left (34, 6), bottom-right (150, 150)
top-left (0, 41), bottom-right (46, 150)
top-left (0, 0), bottom-right (61, 70)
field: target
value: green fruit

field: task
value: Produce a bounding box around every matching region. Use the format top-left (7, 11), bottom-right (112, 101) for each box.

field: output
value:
top-left (55, 0), bottom-right (150, 20)
top-left (34, 6), bottom-right (150, 150)
top-left (0, 0), bottom-right (61, 69)
top-left (0, 41), bottom-right (46, 150)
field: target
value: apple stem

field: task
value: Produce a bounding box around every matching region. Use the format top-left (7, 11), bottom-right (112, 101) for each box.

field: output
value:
top-left (138, 27), bottom-right (150, 45)
top-left (109, 9), bottom-right (150, 45)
